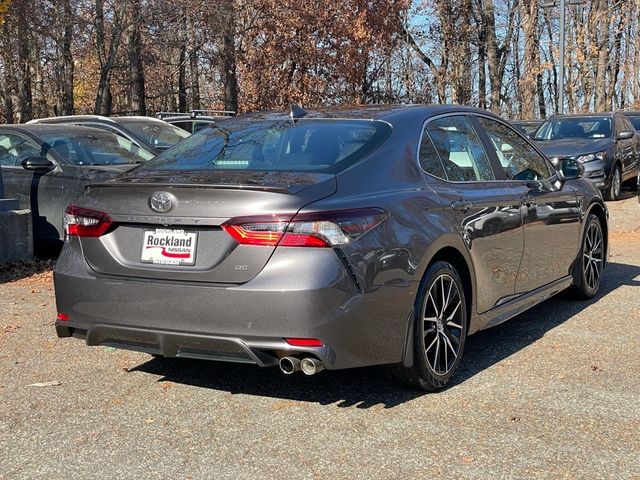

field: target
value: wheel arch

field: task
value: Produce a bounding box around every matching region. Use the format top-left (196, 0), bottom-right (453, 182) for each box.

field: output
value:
top-left (585, 201), bottom-right (609, 266)
top-left (402, 238), bottom-right (477, 368)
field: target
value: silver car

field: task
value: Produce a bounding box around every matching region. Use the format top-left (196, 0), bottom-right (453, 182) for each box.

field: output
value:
top-left (54, 106), bottom-right (608, 390)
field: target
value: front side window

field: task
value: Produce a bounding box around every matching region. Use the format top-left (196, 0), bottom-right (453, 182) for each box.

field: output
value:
top-left (0, 133), bottom-right (42, 167)
top-left (625, 115), bottom-right (640, 131)
top-left (477, 117), bottom-right (552, 181)
top-left (424, 115), bottom-right (495, 182)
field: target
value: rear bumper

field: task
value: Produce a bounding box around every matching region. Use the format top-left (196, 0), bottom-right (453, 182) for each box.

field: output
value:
top-left (54, 240), bottom-right (414, 370)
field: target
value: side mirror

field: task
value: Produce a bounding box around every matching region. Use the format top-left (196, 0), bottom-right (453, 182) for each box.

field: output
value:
top-left (556, 158), bottom-right (584, 181)
top-left (617, 130), bottom-right (635, 140)
top-left (21, 156), bottom-right (54, 171)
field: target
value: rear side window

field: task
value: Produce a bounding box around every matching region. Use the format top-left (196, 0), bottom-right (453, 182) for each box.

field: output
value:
top-left (424, 116), bottom-right (495, 181)
top-left (137, 119), bottom-right (391, 173)
top-left (418, 131), bottom-right (447, 179)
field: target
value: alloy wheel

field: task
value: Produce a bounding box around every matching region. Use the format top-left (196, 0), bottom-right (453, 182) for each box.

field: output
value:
top-left (583, 221), bottom-right (603, 291)
top-left (612, 168), bottom-right (621, 199)
top-left (422, 274), bottom-right (464, 376)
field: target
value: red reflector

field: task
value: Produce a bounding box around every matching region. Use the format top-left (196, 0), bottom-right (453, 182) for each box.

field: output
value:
top-left (284, 337), bottom-right (324, 347)
top-left (57, 312), bottom-right (70, 322)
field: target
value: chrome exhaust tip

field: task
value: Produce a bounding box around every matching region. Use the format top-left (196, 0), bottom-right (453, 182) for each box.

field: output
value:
top-left (279, 356), bottom-right (301, 375)
top-left (300, 357), bottom-right (325, 376)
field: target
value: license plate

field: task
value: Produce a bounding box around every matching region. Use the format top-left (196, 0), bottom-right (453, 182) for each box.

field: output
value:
top-left (141, 229), bottom-right (197, 266)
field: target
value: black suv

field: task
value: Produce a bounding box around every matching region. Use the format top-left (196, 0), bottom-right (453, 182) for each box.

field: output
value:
top-left (533, 112), bottom-right (639, 200)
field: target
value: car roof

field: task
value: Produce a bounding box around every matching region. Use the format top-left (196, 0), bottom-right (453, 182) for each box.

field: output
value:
top-left (228, 104), bottom-right (504, 123)
top-left (621, 110), bottom-right (640, 116)
top-left (163, 116), bottom-right (219, 123)
top-left (0, 123), bottom-right (119, 137)
top-left (546, 112), bottom-right (615, 120)
top-left (28, 115), bottom-right (168, 126)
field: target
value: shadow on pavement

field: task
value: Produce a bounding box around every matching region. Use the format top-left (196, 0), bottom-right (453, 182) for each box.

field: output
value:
top-left (131, 262), bottom-right (640, 408)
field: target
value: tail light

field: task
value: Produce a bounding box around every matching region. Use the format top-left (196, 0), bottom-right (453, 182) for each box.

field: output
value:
top-left (222, 208), bottom-right (388, 248)
top-left (284, 338), bottom-right (324, 347)
top-left (64, 205), bottom-right (112, 237)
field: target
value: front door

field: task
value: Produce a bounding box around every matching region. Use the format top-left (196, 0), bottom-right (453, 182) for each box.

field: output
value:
top-left (475, 116), bottom-right (581, 294)
top-left (420, 114), bottom-right (524, 313)
top-left (0, 131), bottom-right (65, 242)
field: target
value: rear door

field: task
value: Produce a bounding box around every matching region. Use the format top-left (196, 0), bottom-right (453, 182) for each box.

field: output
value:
top-left (474, 116), bottom-right (581, 294)
top-left (420, 114), bottom-right (524, 313)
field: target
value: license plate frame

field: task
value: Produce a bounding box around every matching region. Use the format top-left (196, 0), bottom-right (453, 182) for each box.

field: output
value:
top-left (140, 228), bottom-right (198, 266)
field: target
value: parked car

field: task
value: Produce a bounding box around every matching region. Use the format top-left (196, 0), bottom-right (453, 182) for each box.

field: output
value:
top-left (28, 115), bottom-right (190, 155)
top-left (622, 110), bottom-right (640, 131)
top-left (54, 105), bottom-right (608, 390)
top-left (532, 112), bottom-right (639, 200)
top-left (511, 120), bottom-right (542, 137)
top-left (0, 124), bottom-right (154, 247)
top-left (158, 110), bottom-right (235, 134)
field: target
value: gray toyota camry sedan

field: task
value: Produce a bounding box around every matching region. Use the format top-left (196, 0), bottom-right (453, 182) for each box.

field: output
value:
top-left (54, 105), bottom-right (608, 390)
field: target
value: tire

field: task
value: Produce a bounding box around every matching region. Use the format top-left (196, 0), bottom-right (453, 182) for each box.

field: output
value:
top-left (387, 261), bottom-right (468, 391)
top-left (571, 214), bottom-right (604, 299)
top-left (604, 164), bottom-right (621, 201)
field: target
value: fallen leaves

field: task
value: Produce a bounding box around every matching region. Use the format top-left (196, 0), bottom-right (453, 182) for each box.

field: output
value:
top-left (0, 259), bottom-right (54, 285)
top-left (2, 324), bottom-right (20, 333)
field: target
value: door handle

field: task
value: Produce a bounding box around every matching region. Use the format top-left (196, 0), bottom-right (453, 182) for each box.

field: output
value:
top-left (451, 200), bottom-right (473, 212)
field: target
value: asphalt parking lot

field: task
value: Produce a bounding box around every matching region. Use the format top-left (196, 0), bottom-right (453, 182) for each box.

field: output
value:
top-left (1, 193), bottom-right (639, 479)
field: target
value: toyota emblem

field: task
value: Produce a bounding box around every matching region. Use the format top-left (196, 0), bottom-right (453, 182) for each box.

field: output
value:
top-left (149, 192), bottom-right (175, 213)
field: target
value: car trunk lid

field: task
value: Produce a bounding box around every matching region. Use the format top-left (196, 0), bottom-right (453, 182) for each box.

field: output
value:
top-left (76, 171), bottom-right (336, 283)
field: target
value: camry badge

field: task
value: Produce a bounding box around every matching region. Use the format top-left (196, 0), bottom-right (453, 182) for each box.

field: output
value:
top-left (149, 192), bottom-right (175, 213)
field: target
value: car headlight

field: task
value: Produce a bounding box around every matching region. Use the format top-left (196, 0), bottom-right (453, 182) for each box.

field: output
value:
top-left (575, 151), bottom-right (606, 163)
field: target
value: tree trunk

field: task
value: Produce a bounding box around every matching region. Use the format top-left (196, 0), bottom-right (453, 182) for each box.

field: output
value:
top-left (594, 0), bottom-right (610, 111)
top-left (93, 0), bottom-right (124, 116)
top-left (126, 0), bottom-right (146, 115)
top-left (60, 0), bottom-right (74, 115)
top-left (187, 12), bottom-right (201, 110)
top-left (520, 1), bottom-right (539, 118)
top-left (178, 43), bottom-right (187, 112)
top-left (482, 0), bottom-right (501, 112)
top-left (15, 1), bottom-right (32, 122)
top-left (221, 1), bottom-right (238, 112)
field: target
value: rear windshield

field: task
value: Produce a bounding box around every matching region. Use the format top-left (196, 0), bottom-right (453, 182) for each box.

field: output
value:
top-left (41, 131), bottom-right (155, 166)
top-left (533, 117), bottom-right (612, 140)
top-left (117, 119), bottom-right (190, 149)
top-left (136, 119), bottom-right (392, 173)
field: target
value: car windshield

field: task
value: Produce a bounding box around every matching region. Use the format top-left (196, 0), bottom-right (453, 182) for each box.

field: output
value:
top-left (117, 119), bottom-right (190, 149)
top-left (40, 131), bottom-right (155, 166)
top-left (136, 119), bottom-right (392, 173)
top-left (625, 115), bottom-right (640, 131)
top-left (533, 117), bottom-right (612, 140)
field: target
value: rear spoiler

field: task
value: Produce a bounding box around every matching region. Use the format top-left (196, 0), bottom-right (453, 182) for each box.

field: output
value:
top-left (85, 181), bottom-right (291, 194)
